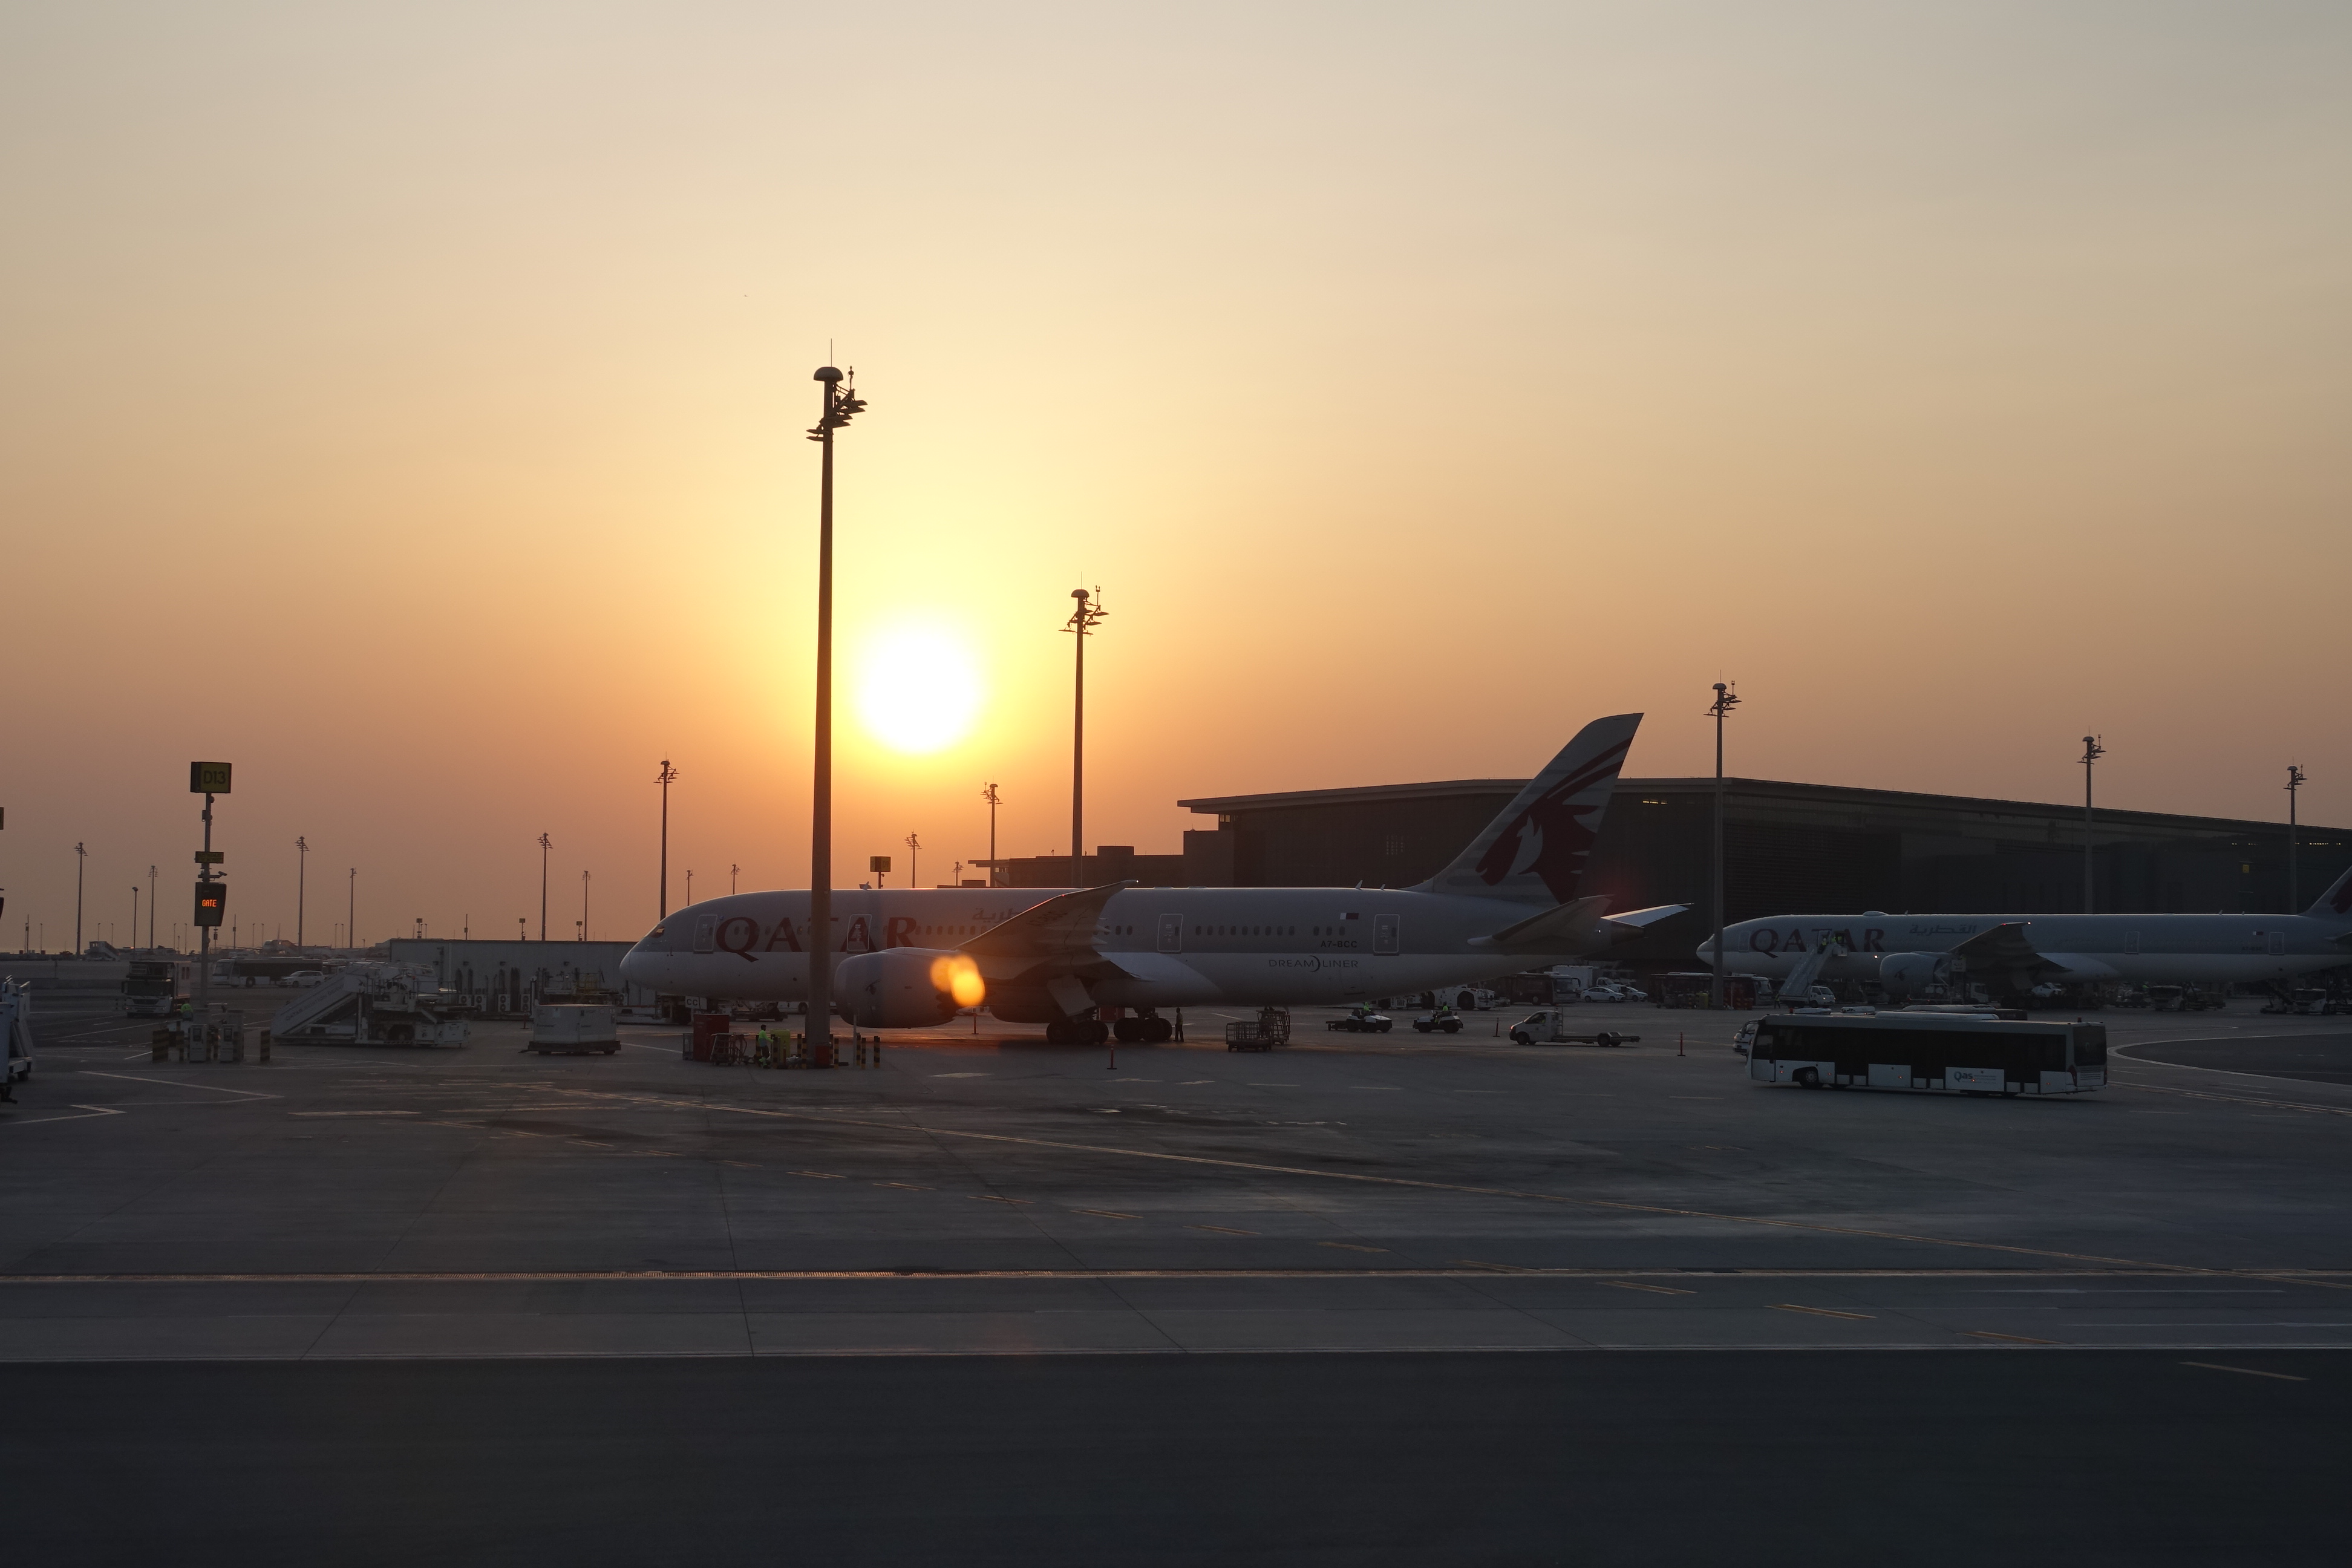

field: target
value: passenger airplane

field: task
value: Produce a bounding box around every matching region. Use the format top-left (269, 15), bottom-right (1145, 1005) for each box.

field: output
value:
top-left (620, 714), bottom-right (1684, 1042)
top-left (1700, 868), bottom-right (2352, 997)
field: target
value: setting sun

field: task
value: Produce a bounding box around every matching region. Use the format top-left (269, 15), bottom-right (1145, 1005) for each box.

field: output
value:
top-left (856, 626), bottom-right (982, 754)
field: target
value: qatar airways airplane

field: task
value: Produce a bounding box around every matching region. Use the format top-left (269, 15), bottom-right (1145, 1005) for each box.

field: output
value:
top-left (619, 714), bottom-right (1684, 1042)
top-left (1700, 867), bottom-right (2352, 998)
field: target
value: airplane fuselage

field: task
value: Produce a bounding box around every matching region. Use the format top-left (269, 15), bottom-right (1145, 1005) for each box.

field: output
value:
top-left (620, 886), bottom-right (1579, 1012)
top-left (1706, 912), bottom-right (2351, 987)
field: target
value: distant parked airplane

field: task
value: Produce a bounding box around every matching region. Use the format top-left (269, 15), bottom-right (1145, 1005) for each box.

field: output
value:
top-left (1700, 869), bottom-right (2352, 997)
top-left (621, 714), bottom-right (1685, 1042)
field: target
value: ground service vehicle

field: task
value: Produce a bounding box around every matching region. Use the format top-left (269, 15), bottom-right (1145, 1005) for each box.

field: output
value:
top-left (1748, 1011), bottom-right (2104, 1096)
top-left (1413, 1007), bottom-right (1463, 1034)
top-left (1327, 1007), bottom-right (1394, 1034)
top-left (1, 979), bottom-right (32, 1099)
top-left (1509, 1009), bottom-right (1638, 1047)
top-left (120, 960), bottom-right (186, 1018)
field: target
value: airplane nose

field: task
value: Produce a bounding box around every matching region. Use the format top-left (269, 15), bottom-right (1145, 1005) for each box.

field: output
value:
top-left (619, 943), bottom-right (664, 990)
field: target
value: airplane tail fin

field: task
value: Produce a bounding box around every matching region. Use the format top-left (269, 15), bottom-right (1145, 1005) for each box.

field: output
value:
top-left (2305, 863), bottom-right (2352, 921)
top-left (1416, 714), bottom-right (1641, 906)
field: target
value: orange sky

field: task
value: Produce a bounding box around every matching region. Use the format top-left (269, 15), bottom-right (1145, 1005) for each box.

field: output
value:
top-left (3, 2), bottom-right (2347, 946)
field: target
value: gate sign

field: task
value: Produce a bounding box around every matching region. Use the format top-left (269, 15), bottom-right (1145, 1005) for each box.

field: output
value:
top-left (189, 761), bottom-right (233, 794)
top-left (193, 881), bottom-right (227, 927)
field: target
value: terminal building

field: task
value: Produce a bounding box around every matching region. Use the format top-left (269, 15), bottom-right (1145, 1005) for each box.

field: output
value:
top-left (987, 777), bottom-right (2350, 972)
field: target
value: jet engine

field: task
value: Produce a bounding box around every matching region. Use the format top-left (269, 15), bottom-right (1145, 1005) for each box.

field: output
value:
top-left (836, 949), bottom-right (986, 1029)
top-left (1875, 952), bottom-right (1947, 999)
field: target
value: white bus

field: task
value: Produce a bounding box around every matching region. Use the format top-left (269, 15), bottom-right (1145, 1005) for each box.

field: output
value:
top-left (1748, 1010), bottom-right (2105, 1097)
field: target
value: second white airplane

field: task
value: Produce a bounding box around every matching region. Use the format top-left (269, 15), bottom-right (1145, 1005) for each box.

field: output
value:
top-left (619, 714), bottom-right (1682, 1042)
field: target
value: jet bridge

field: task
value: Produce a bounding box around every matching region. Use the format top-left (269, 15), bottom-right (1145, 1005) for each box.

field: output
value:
top-left (269, 963), bottom-right (468, 1047)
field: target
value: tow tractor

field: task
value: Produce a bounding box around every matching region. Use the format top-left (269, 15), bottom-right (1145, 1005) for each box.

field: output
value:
top-left (1508, 1008), bottom-right (1638, 1048)
top-left (1, 978), bottom-right (34, 1100)
top-left (1327, 1005), bottom-right (1394, 1034)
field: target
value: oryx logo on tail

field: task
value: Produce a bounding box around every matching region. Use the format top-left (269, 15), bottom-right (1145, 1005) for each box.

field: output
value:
top-left (1420, 714), bottom-right (1642, 906)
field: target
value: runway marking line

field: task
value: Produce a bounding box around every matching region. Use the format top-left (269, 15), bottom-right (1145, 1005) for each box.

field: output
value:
top-left (1319, 1242), bottom-right (1388, 1253)
top-left (875, 1181), bottom-right (933, 1191)
top-left (1187, 1224), bottom-right (1258, 1236)
top-left (0, 1105), bottom-right (125, 1128)
top-left (1606, 1281), bottom-right (1693, 1295)
top-left (969, 1194), bottom-right (1032, 1205)
top-left (79, 1071), bottom-right (278, 1102)
top-left (532, 1085), bottom-right (2352, 1292)
top-left (291, 1111), bottom-right (418, 1117)
top-left (2111, 1079), bottom-right (2352, 1119)
top-left (1964, 1330), bottom-right (2059, 1345)
top-left (0, 1266), bottom-right (2345, 1285)
top-left (1770, 1304), bottom-right (1873, 1321)
top-left (790, 1171), bottom-right (845, 1180)
top-left (1071, 1209), bottom-right (1141, 1220)
top-left (2180, 1361), bottom-right (2308, 1382)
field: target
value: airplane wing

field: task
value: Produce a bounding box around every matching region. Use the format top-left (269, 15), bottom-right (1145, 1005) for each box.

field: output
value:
top-left (1950, 921), bottom-right (2068, 984)
top-left (960, 881), bottom-right (1135, 979)
top-left (1601, 904), bottom-right (1687, 939)
top-left (1469, 896), bottom-right (1613, 952)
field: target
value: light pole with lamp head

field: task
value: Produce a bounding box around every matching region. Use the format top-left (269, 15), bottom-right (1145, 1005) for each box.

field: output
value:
top-left (1707, 682), bottom-right (1739, 1008)
top-left (805, 364), bottom-right (866, 1051)
top-left (2287, 763), bottom-right (2308, 910)
top-left (1065, 587), bottom-right (1107, 885)
top-left (2080, 736), bottom-right (2104, 912)
top-left (657, 760), bottom-right (678, 918)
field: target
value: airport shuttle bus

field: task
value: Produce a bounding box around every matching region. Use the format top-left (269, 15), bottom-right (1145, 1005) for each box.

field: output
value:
top-left (1748, 1011), bottom-right (2105, 1096)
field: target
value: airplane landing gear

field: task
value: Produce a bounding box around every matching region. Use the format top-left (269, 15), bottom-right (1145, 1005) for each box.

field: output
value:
top-left (1112, 1011), bottom-right (1175, 1044)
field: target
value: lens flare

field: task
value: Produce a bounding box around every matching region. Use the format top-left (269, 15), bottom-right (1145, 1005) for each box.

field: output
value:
top-left (929, 953), bottom-right (987, 1008)
top-left (857, 627), bottom-right (982, 753)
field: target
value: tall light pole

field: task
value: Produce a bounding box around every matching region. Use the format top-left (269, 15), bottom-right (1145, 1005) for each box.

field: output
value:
top-left (295, 835), bottom-right (308, 947)
top-left (129, 885), bottom-right (138, 953)
top-left (2287, 764), bottom-right (2308, 910)
top-left (982, 782), bottom-right (1002, 887)
top-left (1707, 682), bottom-right (1740, 1008)
top-left (805, 363), bottom-right (866, 1050)
top-left (730, 863), bottom-right (739, 895)
top-left (347, 867), bottom-right (356, 952)
top-left (581, 869), bottom-right (590, 941)
top-left (657, 759), bottom-right (678, 918)
top-left (1065, 586), bottom-right (1107, 886)
top-left (538, 832), bottom-right (551, 939)
top-left (904, 834), bottom-right (919, 890)
top-left (74, 841), bottom-right (86, 955)
top-left (2080, 735), bottom-right (2105, 913)
top-left (147, 865), bottom-right (156, 950)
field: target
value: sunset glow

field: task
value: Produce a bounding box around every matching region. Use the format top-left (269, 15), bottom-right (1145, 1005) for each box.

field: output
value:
top-left (857, 627), bottom-right (983, 755)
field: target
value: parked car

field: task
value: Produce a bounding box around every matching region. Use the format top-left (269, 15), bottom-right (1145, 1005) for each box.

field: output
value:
top-left (286, 970), bottom-right (327, 988)
top-left (1581, 985), bottom-right (1629, 1004)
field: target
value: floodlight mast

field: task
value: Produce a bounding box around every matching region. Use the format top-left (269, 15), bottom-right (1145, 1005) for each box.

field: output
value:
top-left (2080, 736), bottom-right (2105, 912)
top-left (1065, 587), bottom-right (1108, 885)
top-left (657, 760), bottom-right (678, 918)
top-left (806, 365), bottom-right (866, 1051)
top-left (2287, 764), bottom-right (2308, 910)
top-left (1706, 682), bottom-right (1740, 1008)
